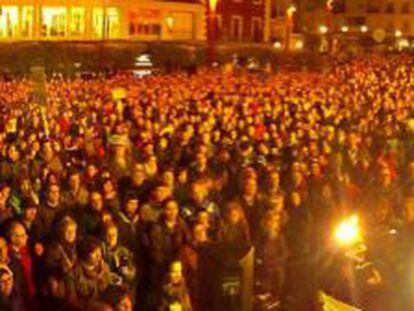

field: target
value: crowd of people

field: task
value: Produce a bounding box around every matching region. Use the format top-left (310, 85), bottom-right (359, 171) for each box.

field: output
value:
top-left (0, 55), bottom-right (413, 310)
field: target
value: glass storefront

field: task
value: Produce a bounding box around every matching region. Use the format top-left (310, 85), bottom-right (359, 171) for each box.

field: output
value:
top-left (92, 7), bottom-right (104, 38)
top-left (42, 7), bottom-right (67, 37)
top-left (21, 6), bottom-right (34, 38)
top-left (106, 7), bottom-right (120, 38)
top-left (0, 6), bottom-right (19, 38)
top-left (70, 7), bottom-right (86, 36)
top-left (92, 7), bottom-right (120, 38)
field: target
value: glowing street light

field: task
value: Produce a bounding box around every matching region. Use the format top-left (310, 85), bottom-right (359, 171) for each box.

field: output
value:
top-left (341, 26), bottom-right (349, 33)
top-left (287, 5), bottom-right (297, 18)
top-left (285, 5), bottom-right (297, 52)
top-left (319, 25), bottom-right (329, 34)
top-left (273, 41), bottom-right (282, 49)
top-left (395, 30), bottom-right (403, 38)
top-left (334, 215), bottom-right (362, 246)
top-left (360, 25), bottom-right (368, 33)
top-left (165, 16), bottom-right (174, 32)
top-left (207, 0), bottom-right (219, 64)
top-left (295, 40), bottom-right (304, 50)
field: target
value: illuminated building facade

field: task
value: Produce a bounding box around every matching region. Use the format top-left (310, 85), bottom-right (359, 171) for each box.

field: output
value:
top-left (0, 0), bottom-right (206, 41)
top-left (299, 0), bottom-right (414, 37)
top-left (214, 0), bottom-right (269, 42)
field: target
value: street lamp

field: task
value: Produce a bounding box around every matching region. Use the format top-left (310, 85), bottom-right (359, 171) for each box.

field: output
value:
top-left (166, 15), bottom-right (174, 33)
top-left (207, 0), bottom-right (219, 65)
top-left (341, 26), bottom-right (349, 33)
top-left (285, 5), bottom-right (296, 52)
top-left (395, 30), bottom-right (403, 38)
top-left (273, 41), bottom-right (282, 49)
top-left (334, 215), bottom-right (361, 247)
top-left (319, 25), bottom-right (328, 34)
top-left (360, 25), bottom-right (368, 33)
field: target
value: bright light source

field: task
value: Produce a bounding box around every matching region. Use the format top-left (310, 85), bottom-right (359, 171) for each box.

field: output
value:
top-left (341, 26), bottom-right (349, 33)
top-left (273, 41), bottom-right (282, 49)
top-left (287, 5), bottom-right (297, 18)
top-left (360, 25), bottom-right (368, 33)
top-left (334, 215), bottom-right (361, 246)
top-left (398, 38), bottom-right (409, 48)
top-left (165, 16), bottom-right (174, 31)
top-left (319, 25), bottom-right (328, 34)
top-left (395, 30), bottom-right (403, 38)
top-left (295, 40), bottom-right (304, 50)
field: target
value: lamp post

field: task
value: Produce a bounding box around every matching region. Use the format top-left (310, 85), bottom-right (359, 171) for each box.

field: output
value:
top-left (326, 0), bottom-right (334, 53)
top-left (207, 0), bottom-right (218, 65)
top-left (285, 5), bottom-right (296, 52)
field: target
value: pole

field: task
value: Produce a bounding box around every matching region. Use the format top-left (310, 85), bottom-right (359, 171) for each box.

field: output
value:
top-left (326, 0), bottom-right (333, 53)
top-left (207, 3), bottom-right (216, 65)
top-left (285, 17), bottom-right (291, 52)
top-left (285, 6), bottom-right (296, 53)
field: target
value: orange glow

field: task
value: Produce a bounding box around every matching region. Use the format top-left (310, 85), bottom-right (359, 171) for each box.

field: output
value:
top-left (208, 0), bottom-right (219, 13)
top-left (286, 5), bottom-right (296, 19)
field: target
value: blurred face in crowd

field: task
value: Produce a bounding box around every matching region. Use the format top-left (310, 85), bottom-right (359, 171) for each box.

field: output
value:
top-left (103, 179), bottom-right (116, 195)
top-left (0, 269), bottom-right (13, 298)
top-left (145, 158), bottom-right (158, 177)
top-left (86, 164), bottom-right (98, 179)
top-left (291, 192), bottom-right (301, 208)
top-left (311, 162), bottom-right (322, 177)
top-left (7, 145), bottom-right (19, 162)
top-left (87, 246), bottom-right (103, 267)
top-left (195, 153), bottom-right (207, 172)
top-left (124, 198), bottom-right (139, 217)
top-left (69, 173), bottom-right (81, 191)
top-left (226, 203), bottom-right (242, 225)
top-left (116, 296), bottom-right (133, 311)
top-left (164, 200), bottom-right (179, 223)
top-left (169, 261), bottom-right (183, 285)
top-left (105, 226), bottom-right (118, 249)
top-left (63, 222), bottom-right (77, 244)
top-left (242, 178), bottom-right (257, 197)
top-left (10, 223), bottom-right (28, 250)
top-left (152, 186), bottom-right (171, 203)
top-left (102, 211), bottom-right (113, 225)
top-left (0, 187), bottom-right (10, 208)
top-left (191, 183), bottom-right (207, 204)
top-left (197, 211), bottom-right (210, 228)
top-left (269, 171), bottom-right (280, 191)
top-left (193, 224), bottom-right (208, 244)
top-left (0, 238), bottom-right (8, 264)
top-left (20, 179), bottom-right (32, 194)
top-left (380, 167), bottom-right (392, 186)
top-left (43, 142), bottom-right (54, 160)
top-left (47, 184), bottom-right (60, 206)
top-left (131, 164), bottom-right (146, 185)
top-left (90, 192), bottom-right (104, 212)
top-left (265, 213), bottom-right (281, 233)
top-left (177, 170), bottom-right (188, 185)
top-left (161, 170), bottom-right (175, 188)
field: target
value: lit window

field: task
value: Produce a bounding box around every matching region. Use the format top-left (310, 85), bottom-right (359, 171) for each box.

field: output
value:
top-left (106, 8), bottom-right (120, 38)
top-left (0, 6), bottom-right (19, 38)
top-left (92, 8), bottom-right (104, 38)
top-left (129, 10), bottom-right (162, 37)
top-left (70, 7), bottom-right (86, 36)
top-left (21, 6), bottom-right (34, 38)
top-left (42, 7), bottom-right (67, 37)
